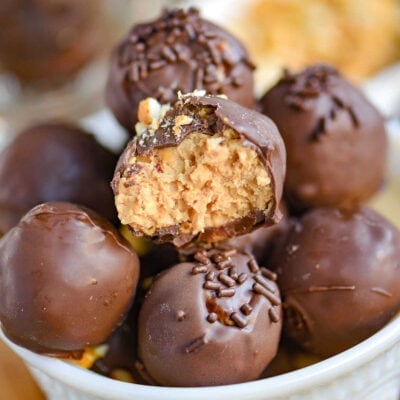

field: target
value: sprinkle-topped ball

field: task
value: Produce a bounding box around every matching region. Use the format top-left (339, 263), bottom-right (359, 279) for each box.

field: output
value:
top-left (0, 202), bottom-right (140, 356)
top-left (260, 64), bottom-right (387, 211)
top-left (112, 93), bottom-right (286, 246)
top-left (106, 8), bottom-right (255, 134)
top-left (271, 207), bottom-right (400, 357)
top-left (138, 246), bottom-right (282, 386)
top-left (0, 123), bottom-right (118, 234)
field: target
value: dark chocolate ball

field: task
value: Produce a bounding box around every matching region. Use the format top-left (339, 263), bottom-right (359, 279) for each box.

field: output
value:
top-left (138, 247), bottom-right (282, 386)
top-left (271, 207), bottom-right (400, 357)
top-left (0, 0), bottom-right (101, 83)
top-left (0, 202), bottom-right (140, 356)
top-left (259, 64), bottom-right (387, 211)
top-left (106, 8), bottom-right (255, 134)
top-left (0, 123), bottom-right (118, 234)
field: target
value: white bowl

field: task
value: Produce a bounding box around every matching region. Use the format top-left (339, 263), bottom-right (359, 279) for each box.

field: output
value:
top-left (1, 314), bottom-right (400, 400)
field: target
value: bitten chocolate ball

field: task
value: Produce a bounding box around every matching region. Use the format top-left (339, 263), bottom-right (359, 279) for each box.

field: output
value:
top-left (112, 93), bottom-right (286, 245)
top-left (138, 247), bottom-right (282, 386)
top-left (0, 123), bottom-right (118, 234)
top-left (271, 207), bottom-right (400, 357)
top-left (0, 202), bottom-right (140, 356)
top-left (260, 64), bottom-right (387, 211)
top-left (106, 8), bottom-right (255, 134)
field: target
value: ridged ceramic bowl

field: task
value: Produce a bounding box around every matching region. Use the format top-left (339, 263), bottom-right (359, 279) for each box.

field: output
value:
top-left (1, 314), bottom-right (400, 400)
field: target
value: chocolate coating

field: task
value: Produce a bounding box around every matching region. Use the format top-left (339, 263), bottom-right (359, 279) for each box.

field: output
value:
top-left (0, 123), bottom-right (118, 234)
top-left (113, 94), bottom-right (286, 245)
top-left (138, 247), bottom-right (282, 386)
top-left (0, 0), bottom-right (101, 83)
top-left (271, 207), bottom-right (400, 357)
top-left (260, 64), bottom-right (387, 211)
top-left (224, 203), bottom-right (289, 264)
top-left (106, 8), bottom-right (255, 134)
top-left (0, 202), bottom-right (140, 355)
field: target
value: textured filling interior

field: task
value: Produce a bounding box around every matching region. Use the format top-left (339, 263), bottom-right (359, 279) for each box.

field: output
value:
top-left (116, 129), bottom-right (273, 236)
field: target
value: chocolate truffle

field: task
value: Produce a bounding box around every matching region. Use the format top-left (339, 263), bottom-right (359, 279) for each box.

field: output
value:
top-left (0, 123), bottom-right (118, 234)
top-left (260, 64), bottom-right (387, 211)
top-left (112, 93), bottom-right (286, 245)
top-left (138, 246), bottom-right (282, 386)
top-left (0, 202), bottom-right (140, 356)
top-left (271, 207), bottom-right (400, 357)
top-left (106, 8), bottom-right (255, 134)
top-left (0, 0), bottom-right (102, 83)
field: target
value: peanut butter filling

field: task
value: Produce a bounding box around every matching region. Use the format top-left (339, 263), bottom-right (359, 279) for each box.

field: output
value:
top-left (115, 128), bottom-right (273, 236)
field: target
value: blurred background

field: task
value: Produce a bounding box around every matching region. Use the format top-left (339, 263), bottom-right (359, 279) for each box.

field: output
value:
top-left (0, 0), bottom-right (399, 133)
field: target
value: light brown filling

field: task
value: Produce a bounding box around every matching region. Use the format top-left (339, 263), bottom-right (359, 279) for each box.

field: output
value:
top-left (116, 129), bottom-right (273, 236)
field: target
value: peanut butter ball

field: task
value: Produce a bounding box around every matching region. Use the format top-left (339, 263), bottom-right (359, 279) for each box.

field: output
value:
top-left (112, 93), bottom-right (286, 246)
top-left (0, 202), bottom-right (140, 356)
top-left (138, 246), bottom-right (282, 386)
top-left (0, 123), bottom-right (118, 234)
top-left (271, 207), bottom-right (400, 357)
top-left (106, 8), bottom-right (255, 134)
top-left (260, 64), bottom-right (387, 211)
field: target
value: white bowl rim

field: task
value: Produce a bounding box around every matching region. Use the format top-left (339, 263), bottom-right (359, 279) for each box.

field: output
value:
top-left (1, 314), bottom-right (399, 400)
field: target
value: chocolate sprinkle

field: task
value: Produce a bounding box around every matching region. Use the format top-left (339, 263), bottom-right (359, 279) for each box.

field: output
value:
top-left (254, 274), bottom-right (277, 293)
top-left (206, 271), bottom-right (216, 281)
top-left (246, 253), bottom-right (260, 273)
top-left (207, 312), bottom-right (218, 323)
top-left (217, 259), bottom-right (234, 270)
top-left (217, 288), bottom-right (236, 298)
top-left (253, 283), bottom-right (281, 306)
top-left (230, 312), bottom-right (248, 328)
top-left (268, 307), bottom-right (280, 323)
top-left (370, 287), bottom-right (393, 298)
top-left (240, 303), bottom-right (253, 316)
top-left (203, 281), bottom-right (221, 291)
top-left (185, 335), bottom-right (207, 353)
top-left (307, 285), bottom-right (356, 293)
top-left (218, 273), bottom-right (236, 288)
top-left (261, 267), bottom-right (277, 282)
top-left (229, 267), bottom-right (239, 281)
top-left (237, 273), bottom-right (248, 285)
top-left (192, 265), bottom-right (208, 275)
top-left (194, 251), bottom-right (211, 265)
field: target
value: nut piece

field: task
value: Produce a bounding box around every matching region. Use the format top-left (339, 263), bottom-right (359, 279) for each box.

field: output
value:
top-left (138, 98), bottom-right (162, 125)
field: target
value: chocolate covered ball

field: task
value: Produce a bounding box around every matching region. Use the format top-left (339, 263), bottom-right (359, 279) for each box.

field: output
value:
top-left (260, 64), bottom-right (387, 211)
top-left (0, 0), bottom-right (101, 83)
top-left (106, 8), bottom-right (255, 134)
top-left (0, 202), bottom-right (140, 356)
top-left (271, 207), bottom-right (400, 357)
top-left (112, 93), bottom-right (286, 245)
top-left (138, 246), bottom-right (282, 386)
top-left (0, 123), bottom-right (118, 234)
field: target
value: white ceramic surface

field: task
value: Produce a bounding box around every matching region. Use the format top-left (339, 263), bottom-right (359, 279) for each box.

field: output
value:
top-left (1, 314), bottom-right (400, 400)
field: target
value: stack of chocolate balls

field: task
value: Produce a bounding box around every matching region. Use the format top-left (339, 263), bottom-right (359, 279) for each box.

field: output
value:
top-left (0, 7), bottom-right (399, 389)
